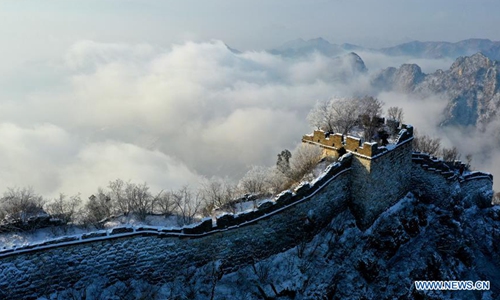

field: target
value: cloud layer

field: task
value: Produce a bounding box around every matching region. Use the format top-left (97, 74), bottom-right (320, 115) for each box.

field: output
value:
top-left (0, 40), bottom-right (498, 199)
top-left (0, 40), bottom-right (353, 197)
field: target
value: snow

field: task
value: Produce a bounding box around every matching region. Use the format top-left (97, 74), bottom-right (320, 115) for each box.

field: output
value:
top-left (0, 226), bottom-right (90, 250)
top-left (364, 192), bottom-right (415, 235)
top-left (5, 155), bottom-right (497, 299)
top-left (1, 162), bottom-right (351, 252)
top-left (103, 214), bottom-right (179, 228)
top-left (0, 213), bottom-right (185, 250)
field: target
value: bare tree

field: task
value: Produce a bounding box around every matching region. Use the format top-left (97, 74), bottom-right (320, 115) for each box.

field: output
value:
top-left (387, 106), bottom-right (404, 135)
top-left (250, 261), bottom-right (278, 298)
top-left (200, 177), bottom-right (236, 215)
top-left (45, 193), bottom-right (81, 224)
top-left (412, 130), bottom-right (441, 157)
top-left (153, 190), bottom-right (175, 216)
top-left (0, 187), bottom-right (45, 223)
top-left (267, 166), bottom-right (292, 195)
top-left (289, 143), bottom-right (323, 182)
top-left (308, 96), bottom-right (384, 140)
top-left (307, 98), bottom-right (359, 135)
top-left (387, 106), bottom-right (404, 123)
top-left (173, 186), bottom-right (202, 226)
top-left (238, 166), bottom-right (270, 195)
top-left (84, 188), bottom-right (112, 226)
top-left (358, 96), bottom-right (384, 142)
top-left (201, 260), bottom-right (223, 300)
top-left (307, 99), bottom-right (338, 132)
top-left (441, 146), bottom-right (461, 162)
top-left (124, 182), bottom-right (154, 221)
top-left (330, 98), bottom-right (360, 135)
top-left (108, 179), bottom-right (128, 215)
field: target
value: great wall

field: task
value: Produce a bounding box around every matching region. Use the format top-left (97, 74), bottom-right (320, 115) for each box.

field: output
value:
top-left (0, 124), bottom-right (494, 298)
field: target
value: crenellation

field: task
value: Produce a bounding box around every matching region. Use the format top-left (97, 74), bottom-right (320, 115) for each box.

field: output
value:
top-left (330, 133), bottom-right (343, 148)
top-left (357, 142), bottom-right (379, 157)
top-left (0, 123), bottom-right (495, 298)
top-left (344, 136), bottom-right (361, 151)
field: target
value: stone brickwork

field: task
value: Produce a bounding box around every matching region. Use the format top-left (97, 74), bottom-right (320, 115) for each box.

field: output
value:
top-left (350, 140), bottom-right (413, 230)
top-left (411, 152), bottom-right (493, 208)
top-left (0, 124), bottom-right (494, 298)
top-left (0, 157), bottom-right (353, 299)
top-left (303, 124), bottom-right (415, 229)
top-left (302, 130), bottom-right (383, 158)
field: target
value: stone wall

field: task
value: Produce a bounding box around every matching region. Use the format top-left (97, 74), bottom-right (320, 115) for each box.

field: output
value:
top-left (0, 122), bottom-right (495, 298)
top-left (350, 139), bottom-right (414, 230)
top-left (0, 157), bottom-right (353, 299)
top-left (410, 152), bottom-right (494, 208)
top-left (302, 124), bottom-right (415, 230)
top-left (302, 130), bottom-right (382, 158)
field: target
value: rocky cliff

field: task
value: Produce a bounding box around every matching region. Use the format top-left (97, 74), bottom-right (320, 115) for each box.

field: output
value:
top-left (373, 53), bottom-right (500, 129)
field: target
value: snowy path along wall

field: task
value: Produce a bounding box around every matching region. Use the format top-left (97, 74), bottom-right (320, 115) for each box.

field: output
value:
top-left (0, 130), bottom-right (494, 298)
top-left (0, 157), bottom-right (354, 299)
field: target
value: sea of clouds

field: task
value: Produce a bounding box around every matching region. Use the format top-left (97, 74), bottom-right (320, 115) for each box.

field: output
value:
top-left (0, 40), bottom-right (497, 199)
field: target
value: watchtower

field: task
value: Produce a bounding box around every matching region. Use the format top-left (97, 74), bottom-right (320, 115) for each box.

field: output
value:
top-left (302, 124), bottom-right (414, 229)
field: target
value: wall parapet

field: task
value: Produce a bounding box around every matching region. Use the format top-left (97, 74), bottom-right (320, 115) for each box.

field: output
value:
top-left (302, 124), bottom-right (414, 160)
top-left (0, 155), bottom-right (355, 298)
top-left (0, 155), bottom-right (353, 259)
top-left (411, 152), bottom-right (493, 183)
top-left (302, 130), bottom-right (384, 157)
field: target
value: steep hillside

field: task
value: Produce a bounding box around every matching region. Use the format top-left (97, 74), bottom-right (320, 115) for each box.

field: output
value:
top-left (214, 191), bottom-right (499, 299)
top-left (43, 174), bottom-right (498, 299)
top-left (14, 147), bottom-right (495, 299)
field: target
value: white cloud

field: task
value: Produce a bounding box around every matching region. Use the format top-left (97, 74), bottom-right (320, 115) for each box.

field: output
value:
top-left (357, 51), bottom-right (455, 74)
top-left (0, 123), bottom-right (201, 198)
top-left (379, 92), bottom-right (448, 135)
top-left (0, 40), bottom-right (349, 197)
top-left (58, 141), bottom-right (202, 198)
top-left (0, 123), bottom-right (76, 195)
top-left (1, 39), bottom-right (498, 198)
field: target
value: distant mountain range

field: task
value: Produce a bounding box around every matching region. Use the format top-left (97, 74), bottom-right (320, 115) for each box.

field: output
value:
top-left (380, 39), bottom-right (500, 60)
top-left (262, 38), bottom-right (500, 130)
top-left (373, 53), bottom-right (500, 129)
top-left (268, 37), bottom-right (363, 58)
top-left (266, 37), bottom-right (500, 61)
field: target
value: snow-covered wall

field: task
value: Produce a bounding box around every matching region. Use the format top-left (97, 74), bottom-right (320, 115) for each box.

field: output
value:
top-left (303, 124), bottom-right (416, 229)
top-left (411, 152), bottom-right (493, 208)
top-left (350, 137), bottom-right (413, 229)
top-left (0, 158), bottom-right (353, 299)
top-left (0, 136), bottom-right (494, 298)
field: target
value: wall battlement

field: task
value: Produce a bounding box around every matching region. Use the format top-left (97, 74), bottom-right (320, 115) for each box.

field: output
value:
top-left (303, 124), bottom-right (415, 228)
top-left (0, 124), bottom-right (494, 299)
top-left (0, 155), bottom-right (354, 260)
top-left (302, 124), bottom-right (414, 159)
top-left (0, 157), bottom-right (356, 298)
top-left (302, 131), bottom-right (382, 157)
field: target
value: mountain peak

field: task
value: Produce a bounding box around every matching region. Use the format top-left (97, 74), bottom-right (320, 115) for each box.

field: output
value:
top-left (345, 52), bottom-right (368, 73)
top-left (307, 37), bottom-right (331, 45)
top-left (451, 52), bottom-right (495, 72)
